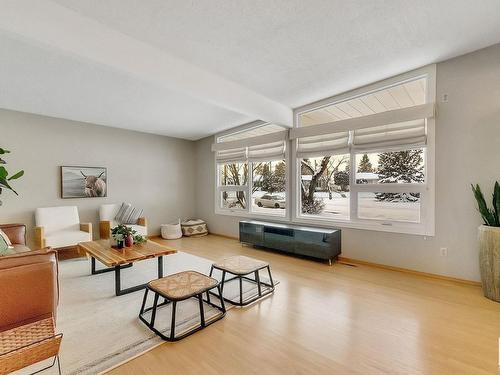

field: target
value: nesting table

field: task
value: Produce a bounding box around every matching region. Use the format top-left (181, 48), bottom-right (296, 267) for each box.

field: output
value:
top-left (139, 271), bottom-right (225, 341)
top-left (210, 255), bottom-right (275, 306)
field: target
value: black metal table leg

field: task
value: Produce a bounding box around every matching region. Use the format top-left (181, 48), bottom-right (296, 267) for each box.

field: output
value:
top-left (140, 288), bottom-right (149, 315)
top-left (206, 291), bottom-right (211, 304)
top-left (150, 293), bottom-right (159, 326)
top-left (267, 266), bottom-right (274, 288)
top-left (239, 276), bottom-right (243, 305)
top-left (255, 270), bottom-right (262, 297)
top-left (114, 265), bottom-right (121, 296)
top-left (218, 284), bottom-right (226, 313)
top-left (170, 301), bottom-right (177, 341)
top-left (198, 294), bottom-right (205, 327)
top-left (158, 256), bottom-right (163, 278)
top-left (220, 270), bottom-right (226, 296)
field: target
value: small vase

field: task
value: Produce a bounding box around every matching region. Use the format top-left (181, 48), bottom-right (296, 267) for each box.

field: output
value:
top-left (116, 239), bottom-right (124, 249)
top-left (125, 234), bottom-right (134, 247)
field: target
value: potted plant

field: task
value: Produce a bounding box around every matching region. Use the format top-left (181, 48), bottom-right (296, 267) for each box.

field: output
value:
top-left (472, 182), bottom-right (500, 301)
top-left (111, 224), bottom-right (129, 249)
top-left (123, 226), bottom-right (137, 247)
top-left (0, 147), bottom-right (24, 206)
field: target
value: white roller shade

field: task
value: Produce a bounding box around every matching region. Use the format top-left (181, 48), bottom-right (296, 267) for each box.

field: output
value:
top-left (296, 131), bottom-right (349, 158)
top-left (248, 141), bottom-right (286, 162)
top-left (215, 147), bottom-right (247, 163)
top-left (352, 119), bottom-right (426, 151)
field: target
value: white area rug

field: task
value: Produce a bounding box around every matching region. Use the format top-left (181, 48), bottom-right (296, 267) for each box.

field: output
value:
top-left (16, 251), bottom-right (275, 375)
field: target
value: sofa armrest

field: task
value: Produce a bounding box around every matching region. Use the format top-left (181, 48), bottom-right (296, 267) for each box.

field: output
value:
top-left (137, 217), bottom-right (147, 227)
top-left (99, 221), bottom-right (111, 240)
top-left (0, 248), bottom-right (58, 331)
top-left (0, 224), bottom-right (26, 245)
top-left (34, 226), bottom-right (45, 250)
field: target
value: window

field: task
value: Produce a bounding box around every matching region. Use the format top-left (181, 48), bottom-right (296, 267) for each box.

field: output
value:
top-left (252, 160), bottom-right (286, 216)
top-left (218, 162), bottom-right (248, 210)
top-left (213, 66), bottom-right (435, 235)
top-left (214, 122), bottom-right (288, 218)
top-left (300, 154), bottom-right (350, 220)
top-left (292, 66), bottom-right (436, 235)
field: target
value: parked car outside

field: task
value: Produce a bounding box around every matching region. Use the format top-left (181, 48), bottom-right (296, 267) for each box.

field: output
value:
top-left (254, 194), bottom-right (285, 208)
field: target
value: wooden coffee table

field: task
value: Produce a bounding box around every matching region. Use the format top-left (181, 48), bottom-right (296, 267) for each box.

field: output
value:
top-left (78, 240), bottom-right (177, 296)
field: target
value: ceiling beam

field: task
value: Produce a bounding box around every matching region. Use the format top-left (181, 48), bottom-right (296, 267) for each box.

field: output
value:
top-left (0, 0), bottom-right (293, 127)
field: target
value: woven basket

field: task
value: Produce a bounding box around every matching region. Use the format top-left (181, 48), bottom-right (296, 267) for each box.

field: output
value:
top-left (181, 219), bottom-right (208, 237)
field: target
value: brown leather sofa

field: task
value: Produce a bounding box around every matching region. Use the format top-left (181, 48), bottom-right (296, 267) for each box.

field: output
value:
top-left (0, 228), bottom-right (58, 331)
top-left (0, 223), bottom-right (30, 253)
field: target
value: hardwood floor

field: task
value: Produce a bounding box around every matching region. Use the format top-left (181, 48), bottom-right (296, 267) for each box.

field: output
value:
top-left (108, 235), bottom-right (500, 375)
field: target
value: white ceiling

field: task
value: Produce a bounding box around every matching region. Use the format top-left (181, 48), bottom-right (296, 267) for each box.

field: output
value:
top-left (1, 0), bottom-right (500, 140)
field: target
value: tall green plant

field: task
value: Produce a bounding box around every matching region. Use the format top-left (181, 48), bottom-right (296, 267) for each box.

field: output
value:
top-left (0, 148), bottom-right (24, 206)
top-left (471, 182), bottom-right (500, 227)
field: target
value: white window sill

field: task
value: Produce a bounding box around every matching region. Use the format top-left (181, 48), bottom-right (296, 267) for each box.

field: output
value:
top-left (215, 209), bottom-right (434, 236)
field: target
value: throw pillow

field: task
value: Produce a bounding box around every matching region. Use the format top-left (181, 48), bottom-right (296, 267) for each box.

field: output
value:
top-left (0, 232), bottom-right (10, 254)
top-left (114, 203), bottom-right (144, 224)
top-left (114, 202), bottom-right (131, 223)
top-left (123, 206), bottom-right (144, 225)
top-left (0, 229), bottom-right (12, 246)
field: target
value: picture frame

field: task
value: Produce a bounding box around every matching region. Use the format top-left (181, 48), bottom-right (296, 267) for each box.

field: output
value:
top-left (60, 166), bottom-right (107, 198)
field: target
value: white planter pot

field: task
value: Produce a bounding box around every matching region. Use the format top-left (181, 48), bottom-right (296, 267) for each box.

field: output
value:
top-left (479, 225), bottom-right (500, 302)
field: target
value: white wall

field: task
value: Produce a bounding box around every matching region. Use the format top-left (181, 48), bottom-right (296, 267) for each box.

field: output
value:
top-left (0, 109), bottom-right (196, 247)
top-left (195, 43), bottom-right (500, 282)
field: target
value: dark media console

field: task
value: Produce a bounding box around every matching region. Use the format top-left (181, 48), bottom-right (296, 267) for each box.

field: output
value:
top-left (239, 220), bottom-right (341, 265)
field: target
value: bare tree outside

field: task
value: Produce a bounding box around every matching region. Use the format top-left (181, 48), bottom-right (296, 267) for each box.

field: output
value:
top-left (300, 155), bottom-right (349, 214)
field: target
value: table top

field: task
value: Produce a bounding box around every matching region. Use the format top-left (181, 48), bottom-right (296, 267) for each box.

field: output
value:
top-left (213, 255), bottom-right (269, 275)
top-left (148, 271), bottom-right (218, 300)
top-left (78, 239), bottom-right (177, 267)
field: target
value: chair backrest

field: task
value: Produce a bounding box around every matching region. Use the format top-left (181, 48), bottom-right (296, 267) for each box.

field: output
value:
top-left (35, 206), bottom-right (80, 234)
top-left (99, 203), bottom-right (121, 221)
top-left (0, 249), bottom-right (58, 331)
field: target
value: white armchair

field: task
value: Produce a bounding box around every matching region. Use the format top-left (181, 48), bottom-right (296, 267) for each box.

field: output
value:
top-left (99, 203), bottom-right (147, 239)
top-left (34, 206), bottom-right (92, 249)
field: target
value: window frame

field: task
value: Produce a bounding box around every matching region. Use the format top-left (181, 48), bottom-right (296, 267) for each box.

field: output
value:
top-left (292, 65), bottom-right (436, 235)
top-left (214, 121), bottom-right (291, 221)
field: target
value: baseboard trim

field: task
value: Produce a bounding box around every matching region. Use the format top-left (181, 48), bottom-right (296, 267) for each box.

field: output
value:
top-left (338, 257), bottom-right (481, 286)
top-left (209, 232), bottom-right (239, 240)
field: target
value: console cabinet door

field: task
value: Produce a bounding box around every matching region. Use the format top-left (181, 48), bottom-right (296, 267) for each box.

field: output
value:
top-left (263, 226), bottom-right (295, 253)
top-left (239, 222), bottom-right (264, 246)
top-left (294, 230), bottom-right (331, 260)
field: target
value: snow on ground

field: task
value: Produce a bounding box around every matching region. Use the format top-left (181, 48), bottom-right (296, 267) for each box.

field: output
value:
top-left (250, 191), bottom-right (420, 222)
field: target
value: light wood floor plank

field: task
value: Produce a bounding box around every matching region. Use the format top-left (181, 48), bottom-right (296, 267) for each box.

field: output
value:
top-left (106, 235), bottom-right (500, 375)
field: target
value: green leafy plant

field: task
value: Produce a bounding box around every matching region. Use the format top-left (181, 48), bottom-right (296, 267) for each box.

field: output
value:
top-left (133, 234), bottom-right (147, 245)
top-left (471, 181), bottom-right (500, 227)
top-left (0, 147), bottom-right (24, 206)
top-left (111, 224), bottom-right (136, 240)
